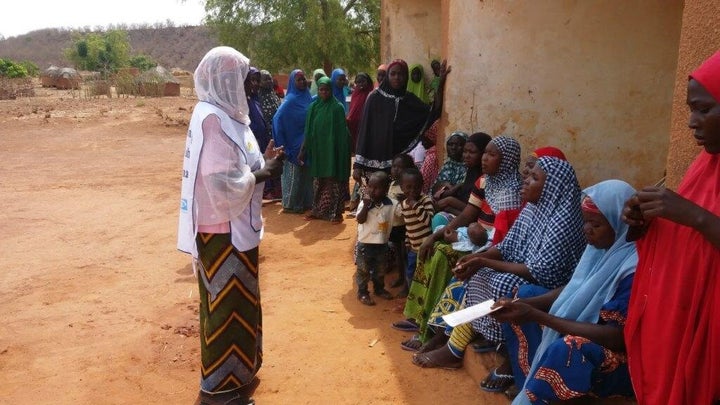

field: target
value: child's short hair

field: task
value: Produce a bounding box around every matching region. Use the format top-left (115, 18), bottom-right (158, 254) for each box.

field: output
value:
top-left (401, 166), bottom-right (424, 187)
top-left (393, 153), bottom-right (415, 169)
top-left (369, 171), bottom-right (391, 188)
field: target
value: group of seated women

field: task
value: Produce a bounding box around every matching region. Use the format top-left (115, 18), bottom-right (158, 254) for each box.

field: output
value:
top-left (379, 133), bottom-right (639, 404)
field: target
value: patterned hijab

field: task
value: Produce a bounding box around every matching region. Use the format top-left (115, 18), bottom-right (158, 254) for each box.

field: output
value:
top-left (259, 69), bottom-right (281, 127)
top-left (484, 136), bottom-right (523, 213)
top-left (498, 157), bottom-right (585, 288)
top-left (193, 46), bottom-right (250, 124)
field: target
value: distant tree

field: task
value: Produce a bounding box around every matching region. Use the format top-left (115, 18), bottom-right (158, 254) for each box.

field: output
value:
top-left (129, 54), bottom-right (158, 71)
top-left (64, 30), bottom-right (131, 76)
top-left (0, 58), bottom-right (29, 78)
top-left (203, 0), bottom-right (379, 74)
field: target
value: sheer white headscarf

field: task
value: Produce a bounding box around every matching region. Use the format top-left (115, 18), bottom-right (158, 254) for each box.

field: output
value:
top-left (194, 46), bottom-right (251, 125)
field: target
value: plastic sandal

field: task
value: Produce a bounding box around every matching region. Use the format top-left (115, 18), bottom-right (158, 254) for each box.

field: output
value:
top-left (479, 368), bottom-right (515, 393)
top-left (392, 319), bottom-right (419, 332)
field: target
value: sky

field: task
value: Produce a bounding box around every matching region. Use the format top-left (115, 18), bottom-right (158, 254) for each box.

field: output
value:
top-left (0, 0), bottom-right (207, 38)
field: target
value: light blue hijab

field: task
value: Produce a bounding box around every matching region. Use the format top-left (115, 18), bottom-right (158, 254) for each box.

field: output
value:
top-left (513, 179), bottom-right (638, 405)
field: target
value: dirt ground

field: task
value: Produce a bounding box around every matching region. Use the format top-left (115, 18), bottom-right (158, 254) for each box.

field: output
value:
top-left (0, 86), bottom-right (506, 404)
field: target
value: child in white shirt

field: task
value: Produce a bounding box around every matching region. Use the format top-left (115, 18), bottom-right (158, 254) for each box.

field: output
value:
top-left (355, 171), bottom-right (397, 306)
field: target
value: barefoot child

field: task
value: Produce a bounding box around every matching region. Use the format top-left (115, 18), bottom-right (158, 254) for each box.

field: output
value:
top-left (355, 172), bottom-right (397, 306)
top-left (399, 167), bottom-right (435, 295)
top-left (389, 154), bottom-right (416, 292)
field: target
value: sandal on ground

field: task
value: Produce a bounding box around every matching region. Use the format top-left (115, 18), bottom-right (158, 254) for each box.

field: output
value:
top-left (392, 319), bottom-right (419, 332)
top-left (358, 294), bottom-right (375, 306)
top-left (375, 289), bottom-right (394, 300)
top-left (400, 335), bottom-right (422, 352)
top-left (480, 368), bottom-right (515, 393)
top-left (330, 216), bottom-right (343, 224)
top-left (303, 214), bottom-right (319, 221)
top-left (412, 351), bottom-right (462, 370)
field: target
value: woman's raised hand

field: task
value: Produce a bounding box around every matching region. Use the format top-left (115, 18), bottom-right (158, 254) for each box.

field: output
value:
top-left (439, 59), bottom-right (452, 80)
top-left (264, 139), bottom-right (285, 161)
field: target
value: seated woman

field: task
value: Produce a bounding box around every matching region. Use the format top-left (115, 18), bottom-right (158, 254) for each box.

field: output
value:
top-left (520, 146), bottom-right (567, 179)
top-left (432, 132), bottom-right (491, 219)
top-left (412, 157), bottom-right (586, 378)
top-left (395, 136), bottom-right (524, 347)
top-left (429, 130), bottom-right (468, 195)
top-left (494, 179), bottom-right (637, 404)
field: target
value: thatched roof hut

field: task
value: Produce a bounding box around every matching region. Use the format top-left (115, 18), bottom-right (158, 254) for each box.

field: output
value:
top-left (55, 68), bottom-right (81, 90)
top-left (41, 65), bottom-right (61, 87)
top-left (136, 66), bottom-right (180, 97)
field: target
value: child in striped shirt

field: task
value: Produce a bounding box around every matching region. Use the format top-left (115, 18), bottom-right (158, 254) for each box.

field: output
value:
top-left (399, 167), bottom-right (435, 294)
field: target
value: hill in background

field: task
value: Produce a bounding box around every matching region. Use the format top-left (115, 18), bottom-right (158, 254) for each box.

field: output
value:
top-left (0, 26), bottom-right (220, 72)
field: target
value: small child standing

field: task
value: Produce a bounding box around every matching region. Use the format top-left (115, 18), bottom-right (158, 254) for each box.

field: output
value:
top-left (355, 171), bottom-right (397, 306)
top-left (388, 153), bottom-right (416, 291)
top-left (399, 167), bottom-right (435, 293)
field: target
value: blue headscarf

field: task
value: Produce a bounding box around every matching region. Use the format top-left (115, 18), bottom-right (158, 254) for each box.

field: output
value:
top-left (272, 69), bottom-right (312, 165)
top-left (330, 68), bottom-right (348, 113)
top-left (513, 179), bottom-right (638, 405)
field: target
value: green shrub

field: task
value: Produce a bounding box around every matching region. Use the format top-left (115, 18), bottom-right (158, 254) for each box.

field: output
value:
top-left (0, 58), bottom-right (29, 78)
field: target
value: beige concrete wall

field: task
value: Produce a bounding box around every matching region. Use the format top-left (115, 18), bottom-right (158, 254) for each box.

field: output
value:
top-left (665, 0), bottom-right (720, 189)
top-left (384, 0), bottom-right (684, 189)
top-left (380, 0), bottom-right (442, 80)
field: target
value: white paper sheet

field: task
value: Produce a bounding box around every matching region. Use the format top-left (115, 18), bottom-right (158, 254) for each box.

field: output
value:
top-left (442, 298), bottom-right (500, 327)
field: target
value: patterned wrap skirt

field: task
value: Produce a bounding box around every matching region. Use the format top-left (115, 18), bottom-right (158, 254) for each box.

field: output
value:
top-left (196, 233), bottom-right (262, 394)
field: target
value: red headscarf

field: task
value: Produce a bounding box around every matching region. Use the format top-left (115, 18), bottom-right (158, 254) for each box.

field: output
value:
top-left (689, 50), bottom-right (720, 101)
top-left (533, 146), bottom-right (567, 161)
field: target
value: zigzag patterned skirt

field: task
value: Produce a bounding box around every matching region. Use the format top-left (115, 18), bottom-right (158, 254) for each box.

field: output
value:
top-left (196, 233), bottom-right (262, 394)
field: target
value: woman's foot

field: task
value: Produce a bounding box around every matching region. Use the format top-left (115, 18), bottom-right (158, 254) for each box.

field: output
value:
top-left (303, 214), bottom-right (318, 221)
top-left (400, 335), bottom-right (422, 352)
top-left (412, 345), bottom-right (463, 369)
top-left (330, 216), bottom-right (343, 224)
top-left (417, 331), bottom-right (449, 354)
top-left (480, 359), bottom-right (514, 392)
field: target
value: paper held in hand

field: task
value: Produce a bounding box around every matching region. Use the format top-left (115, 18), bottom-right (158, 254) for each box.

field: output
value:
top-left (442, 298), bottom-right (501, 327)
